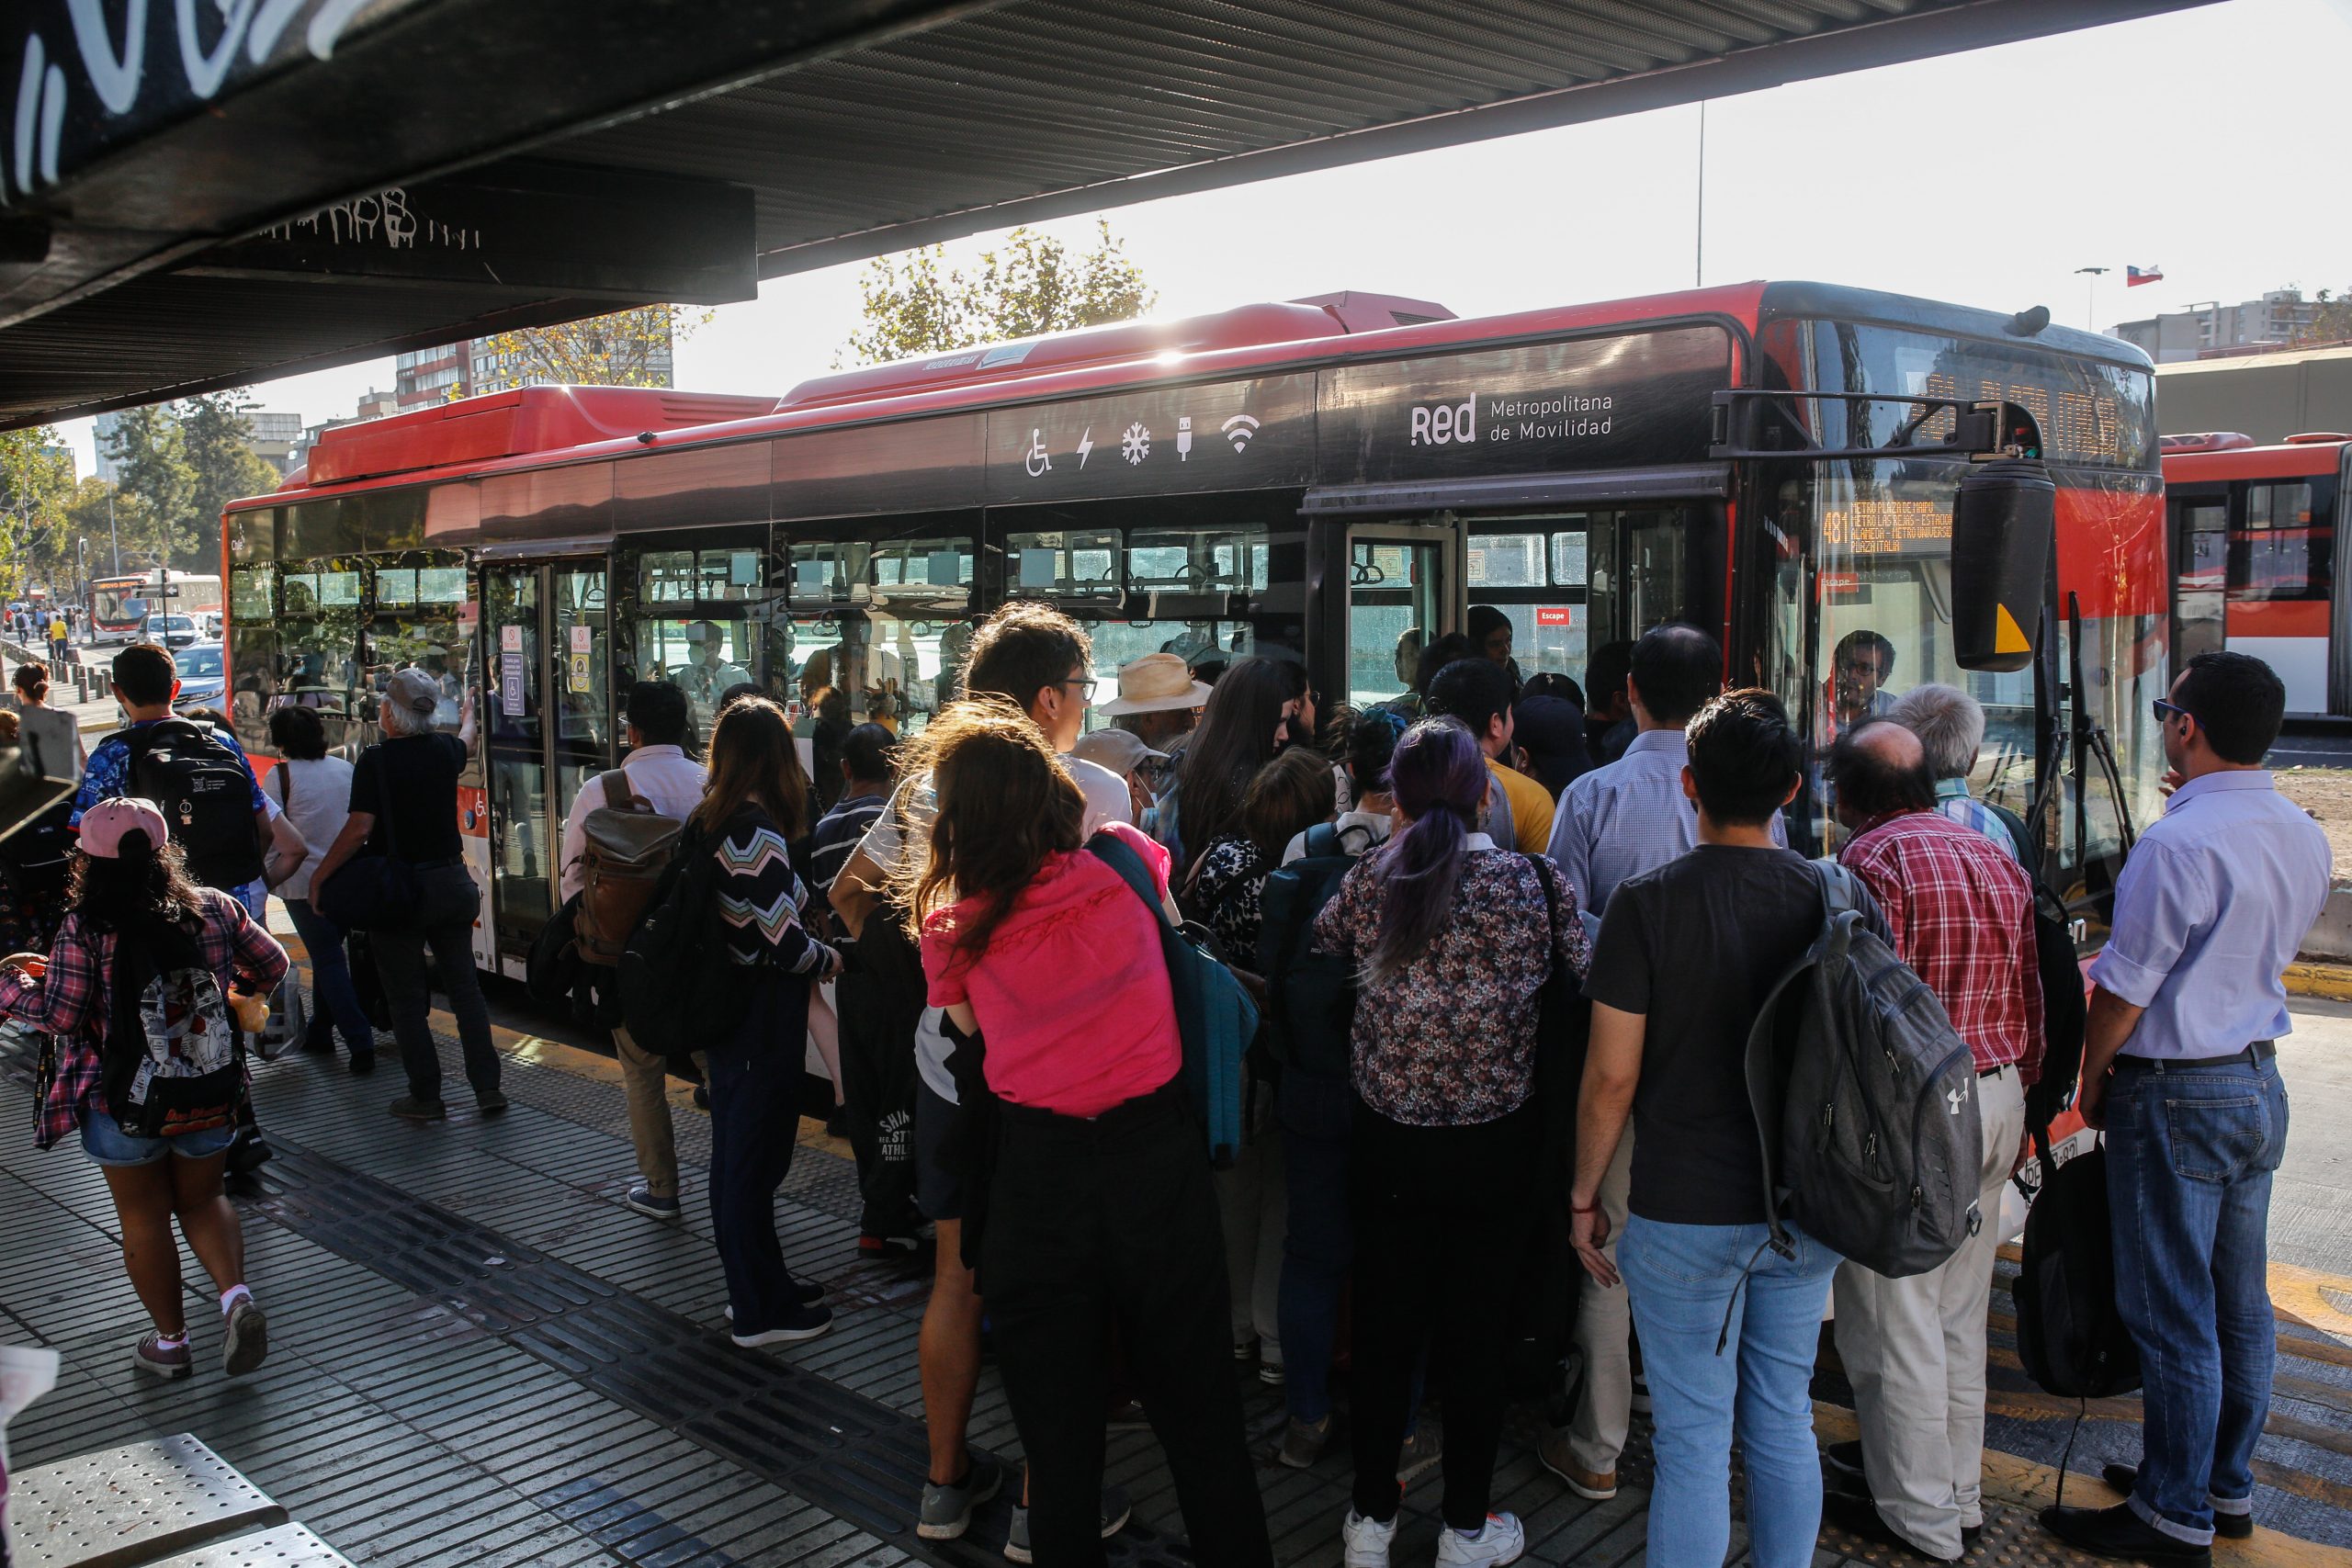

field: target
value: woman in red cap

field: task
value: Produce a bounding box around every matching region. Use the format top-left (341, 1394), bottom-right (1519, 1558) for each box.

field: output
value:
top-left (0, 796), bottom-right (288, 1382)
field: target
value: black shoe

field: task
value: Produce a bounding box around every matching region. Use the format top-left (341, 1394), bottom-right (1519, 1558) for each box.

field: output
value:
top-left (2101, 1466), bottom-right (2253, 1540)
top-left (223, 1168), bottom-right (265, 1198)
top-left (348, 1049), bottom-right (376, 1077)
top-left (2040, 1504), bottom-right (2212, 1566)
top-left (223, 1130), bottom-right (273, 1174)
top-left (693, 1084), bottom-right (710, 1110)
top-left (299, 1030), bottom-right (337, 1055)
top-left (1824, 1493), bottom-right (1960, 1562)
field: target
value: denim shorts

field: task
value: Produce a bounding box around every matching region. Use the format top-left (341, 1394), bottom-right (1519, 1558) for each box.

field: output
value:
top-left (78, 1106), bottom-right (238, 1168)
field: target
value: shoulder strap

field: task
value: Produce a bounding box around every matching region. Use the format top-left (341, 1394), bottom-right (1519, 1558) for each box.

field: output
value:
top-left (1088, 830), bottom-right (1172, 934)
top-left (1522, 852), bottom-right (1566, 967)
top-left (1810, 857), bottom-right (1860, 919)
top-left (1304, 821), bottom-right (1340, 860)
top-left (602, 766), bottom-right (648, 814)
top-left (275, 761), bottom-right (293, 809)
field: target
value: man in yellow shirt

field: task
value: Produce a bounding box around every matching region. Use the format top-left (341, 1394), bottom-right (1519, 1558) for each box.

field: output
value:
top-left (1427, 654), bottom-right (1554, 853)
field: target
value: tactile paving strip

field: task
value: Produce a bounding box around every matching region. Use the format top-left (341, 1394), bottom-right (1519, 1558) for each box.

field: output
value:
top-left (247, 1136), bottom-right (1197, 1566)
top-left (9, 1432), bottom-right (288, 1568)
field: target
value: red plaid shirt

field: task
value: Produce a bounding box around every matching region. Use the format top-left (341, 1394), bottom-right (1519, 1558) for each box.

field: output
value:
top-left (1, 889), bottom-right (288, 1146)
top-left (1840, 809), bottom-right (2045, 1081)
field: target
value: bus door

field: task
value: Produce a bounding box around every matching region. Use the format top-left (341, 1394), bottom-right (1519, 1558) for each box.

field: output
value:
top-left (1464, 507), bottom-right (1698, 688)
top-left (1339, 522), bottom-right (1456, 710)
top-left (2169, 490), bottom-right (2228, 669)
top-left (481, 557), bottom-right (614, 968)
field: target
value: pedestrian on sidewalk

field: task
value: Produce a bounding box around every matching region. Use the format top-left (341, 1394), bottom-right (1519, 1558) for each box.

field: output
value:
top-left (47, 611), bottom-right (68, 669)
top-left (311, 669), bottom-right (503, 1121)
top-left (2041, 652), bottom-right (2331, 1565)
top-left (557, 682), bottom-right (707, 1219)
top-left (264, 705), bottom-right (372, 1072)
top-left (0, 797), bottom-right (287, 1381)
top-left (1571, 689), bottom-right (1890, 1568)
top-left (1822, 721), bottom-right (2042, 1562)
top-left (906, 700), bottom-right (1273, 1568)
top-left (692, 695), bottom-right (842, 1347)
top-left (1315, 716), bottom-right (1588, 1568)
top-left (14, 660), bottom-right (85, 779)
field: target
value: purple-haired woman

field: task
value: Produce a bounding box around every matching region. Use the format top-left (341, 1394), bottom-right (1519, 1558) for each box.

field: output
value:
top-left (1309, 716), bottom-right (1589, 1568)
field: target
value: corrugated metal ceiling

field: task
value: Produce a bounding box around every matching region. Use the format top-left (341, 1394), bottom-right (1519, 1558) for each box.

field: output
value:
top-left (0, 0), bottom-right (2215, 426)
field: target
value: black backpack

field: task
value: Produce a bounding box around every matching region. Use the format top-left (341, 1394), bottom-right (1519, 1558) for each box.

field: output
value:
top-left (1254, 821), bottom-right (1371, 1080)
top-left (2015, 1135), bottom-right (2141, 1398)
top-left (617, 820), bottom-right (757, 1057)
top-left (1745, 863), bottom-right (1983, 1279)
top-left (123, 719), bottom-right (264, 891)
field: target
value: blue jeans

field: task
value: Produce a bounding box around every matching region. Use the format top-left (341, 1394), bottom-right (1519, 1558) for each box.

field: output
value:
top-left (78, 1106), bottom-right (238, 1167)
top-left (283, 897), bottom-right (373, 1056)
top-left (2105, 1055), bottom-right (2290, 1546)
top-left (1277, 1071), bottom-right (1351, 1425)
top-left (1620, 1215), bottom-right (1838, 1568)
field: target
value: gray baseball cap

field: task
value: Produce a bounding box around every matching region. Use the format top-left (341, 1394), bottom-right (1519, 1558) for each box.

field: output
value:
top-left (385, 667), bottom-right (442, 719)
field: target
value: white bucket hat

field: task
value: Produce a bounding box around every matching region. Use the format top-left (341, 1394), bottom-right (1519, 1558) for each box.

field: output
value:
top-left (1097, 652), bottom-right (1212, 716)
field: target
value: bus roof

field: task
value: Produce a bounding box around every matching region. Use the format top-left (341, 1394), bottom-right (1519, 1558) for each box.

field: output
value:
top-left (242, 279), bottom-right (2148, 515)
top-left (2161, 431), bottom-right (2351, 481)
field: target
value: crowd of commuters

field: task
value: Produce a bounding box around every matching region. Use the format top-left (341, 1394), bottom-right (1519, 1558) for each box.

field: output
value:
top-left (0, 604), bottom-right (2327, 1568)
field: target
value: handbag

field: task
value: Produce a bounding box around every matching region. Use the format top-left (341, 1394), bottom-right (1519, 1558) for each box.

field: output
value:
top-left (345, 930), bottom-right (392, 1029)
top-left (313, 755), bottom-right (422, 931)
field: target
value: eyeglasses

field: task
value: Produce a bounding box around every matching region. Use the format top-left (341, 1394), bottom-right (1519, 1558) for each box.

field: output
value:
top-left (1063, 676), bottom-right (1097, 702)
top-left (2152, 698), bottom-right (2192, 727)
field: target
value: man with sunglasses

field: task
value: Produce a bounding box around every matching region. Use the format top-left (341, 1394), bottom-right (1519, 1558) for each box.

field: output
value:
top-left (2041, 651), bottom-right (2329, 1567)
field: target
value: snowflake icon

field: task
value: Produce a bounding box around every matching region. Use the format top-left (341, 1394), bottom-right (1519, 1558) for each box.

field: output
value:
top-left (1120, 422), bottom-right (1152, 465)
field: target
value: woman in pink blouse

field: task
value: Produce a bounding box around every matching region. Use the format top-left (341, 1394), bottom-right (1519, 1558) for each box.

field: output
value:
top-left (906, 700), bottom-right (1272, 1568)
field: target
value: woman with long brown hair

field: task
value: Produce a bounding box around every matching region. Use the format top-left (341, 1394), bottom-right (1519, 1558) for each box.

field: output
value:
top-left (899, 699), bottom-right (1272, 1568)
top-left (1168, 653), bottom-right (1309, 873)
top-left (690, 695), bottom-right (842, 1348)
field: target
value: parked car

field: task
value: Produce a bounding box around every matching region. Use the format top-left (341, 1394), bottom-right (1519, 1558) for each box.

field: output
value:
top-left (169, 642), bottom-right (227, 713)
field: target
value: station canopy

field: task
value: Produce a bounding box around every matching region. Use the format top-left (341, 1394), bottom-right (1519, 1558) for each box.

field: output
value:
top-left (0, 0), bottom-right (2212, 428)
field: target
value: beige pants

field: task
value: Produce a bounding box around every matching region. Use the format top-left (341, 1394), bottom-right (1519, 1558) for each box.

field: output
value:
top-left (1832, 1064), bottom-right (2028, 1559)
top-left (616, 1022), bottom-right (706, 1201)
top-left (1565, 1128), bottom-right (1635, 1472)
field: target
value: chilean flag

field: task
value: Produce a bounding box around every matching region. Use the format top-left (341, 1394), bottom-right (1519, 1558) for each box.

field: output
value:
top-left (2127, 265), bottom-right (2164, 287)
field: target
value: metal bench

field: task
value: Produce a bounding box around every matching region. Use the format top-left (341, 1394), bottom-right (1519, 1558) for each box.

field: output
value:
top-left (7, 1433), bottom-right (350, 1568)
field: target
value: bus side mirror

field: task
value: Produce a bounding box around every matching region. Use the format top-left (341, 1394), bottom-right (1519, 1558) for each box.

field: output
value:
top-left (1951, 457), bottom-right (2054, 673)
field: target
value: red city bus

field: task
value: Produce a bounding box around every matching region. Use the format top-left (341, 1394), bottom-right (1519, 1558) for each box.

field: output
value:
top-left (220, 282), bottom-right (2166, 977)
top-left (2162, 431), bottom-right (2352, 716)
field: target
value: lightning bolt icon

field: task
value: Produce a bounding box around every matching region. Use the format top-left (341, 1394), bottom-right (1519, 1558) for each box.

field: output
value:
top-left (1077, 426), bottom-right (1094, 468)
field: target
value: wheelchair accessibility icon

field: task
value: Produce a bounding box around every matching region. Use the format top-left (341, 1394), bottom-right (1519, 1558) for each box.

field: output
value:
top-left (1025, 429), bottom-right (1053, 478)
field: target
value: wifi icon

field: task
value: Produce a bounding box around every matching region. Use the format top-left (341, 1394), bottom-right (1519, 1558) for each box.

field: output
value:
top-left (1221, 413), bottom-right (1261, 454)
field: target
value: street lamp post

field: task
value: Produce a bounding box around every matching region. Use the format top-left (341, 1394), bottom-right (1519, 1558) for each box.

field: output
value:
top-left (2075, 265), bottom-right (2111, 332)
top-left (107, 489), bottom-right (120, 574)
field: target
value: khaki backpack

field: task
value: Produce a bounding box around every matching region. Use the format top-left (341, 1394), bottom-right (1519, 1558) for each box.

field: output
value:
top-left (572, 769), bottom-right (686, 964)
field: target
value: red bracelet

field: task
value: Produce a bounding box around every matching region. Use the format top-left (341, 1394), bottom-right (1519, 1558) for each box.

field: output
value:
top-left (1571, 1198), bottom-right (1602, 1216)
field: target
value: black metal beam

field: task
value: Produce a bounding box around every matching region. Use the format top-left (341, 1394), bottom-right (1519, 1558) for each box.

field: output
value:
top-left (0, 0), bottom-right (1004, 330)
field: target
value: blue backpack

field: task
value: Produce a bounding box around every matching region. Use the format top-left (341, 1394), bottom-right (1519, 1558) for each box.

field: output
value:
top-left (1089, 830), bottom-right (1255, 1168)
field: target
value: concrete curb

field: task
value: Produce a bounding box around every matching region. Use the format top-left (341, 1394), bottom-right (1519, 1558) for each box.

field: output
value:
top-left (2287, 962), bottom-right (2352, 1001)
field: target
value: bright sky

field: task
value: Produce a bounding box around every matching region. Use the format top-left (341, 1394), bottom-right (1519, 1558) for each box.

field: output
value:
top-left (51, 0), bottom-right (2352, 476)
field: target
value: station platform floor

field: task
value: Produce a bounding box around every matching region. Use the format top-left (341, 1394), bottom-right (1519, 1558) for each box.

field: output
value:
top-left (5, 949), bottom-right (2351, 1568)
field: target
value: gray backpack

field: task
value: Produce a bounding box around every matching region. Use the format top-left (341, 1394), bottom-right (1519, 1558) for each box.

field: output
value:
top-left (1744, 863), bottom-right (1983, 1279)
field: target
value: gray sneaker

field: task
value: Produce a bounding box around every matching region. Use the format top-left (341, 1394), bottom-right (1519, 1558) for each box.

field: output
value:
top-left (1280, 1413), bottom-right (1332, 1470)
top-left (1004, 1486), bottom-right (1131, 1562)
top-left (1397, 1424), bottom-right (1443, 1484)
top-left (917, 1454), bottom-right (1003, 1540)
top-left (133, 1331), bottom-right (192, 1380)
top-left (221, 1296), bottom-right (268, 1377)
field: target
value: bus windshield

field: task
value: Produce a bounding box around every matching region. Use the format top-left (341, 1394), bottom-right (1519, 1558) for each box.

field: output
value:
top-left (1760, 319), bottom-right (2167, 925)
top-left (92, 582), bottom-right (150, 630)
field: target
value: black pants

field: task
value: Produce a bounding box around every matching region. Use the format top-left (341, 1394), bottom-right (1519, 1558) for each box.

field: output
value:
top-left (982, 1088), bottom-right (1273, 1568)
top-left (1351, 1099), bottom-right (1536, 1530)
top-left (707, 972), bottom-right (813, 1329)
top-left (833, 964), bottom-right (921, 1236)
top-left (372, 863), bottom-right (499, 1101)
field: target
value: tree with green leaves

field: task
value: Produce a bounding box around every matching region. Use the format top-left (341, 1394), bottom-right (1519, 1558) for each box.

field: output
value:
top-left (102, 405), bottom-right (196, 570)
top-left (471, 304), bottom-right (706, 391)
top-left (181, 393), bottom-right (281, 566)
top-left (2294, 287), bottom-right (2352, 346)
top-left (841, 220), bottom-right (1156, 367)
top-left (0, 429), bottom-right (75, 601)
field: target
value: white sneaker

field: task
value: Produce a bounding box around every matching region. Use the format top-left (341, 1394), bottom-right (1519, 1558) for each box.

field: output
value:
top-left (1434, 1512), bottom-right (1526, 1567)
top-left (1341, 1507), bottom-right (1397, 1567)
